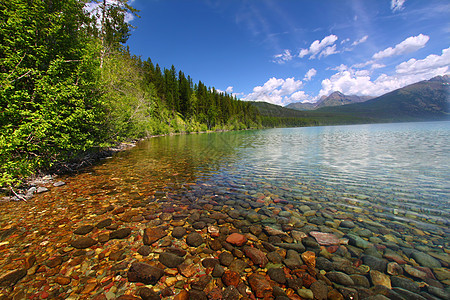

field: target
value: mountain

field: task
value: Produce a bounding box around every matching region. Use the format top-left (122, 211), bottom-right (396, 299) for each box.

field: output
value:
top-left (250, 101), bottom-right (375, 127)
top-left (285, 102), bottom-right (317, 111)
top-left (286, 91), bottom-right (373, 110)
top-left (317, 75), bottom-right (450, 121)
top-left (250, 75), bottom-right (449, 127)
top-left (315, 91), bottom-right (373, 108)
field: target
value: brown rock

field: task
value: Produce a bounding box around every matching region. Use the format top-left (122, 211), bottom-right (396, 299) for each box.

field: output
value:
top-left (243, 246), bottom-right (268, 268)
top-left (222, 271), bottom-right (240, 287)
top-left (74, 225), bottom-right (94, 235)
top-left (98, 233), bottom-right (110, 243)
top-left (226, 233), bottom-right (247, 246)
top-left (328, 289), bottom-right (345, 300)
top-left (370, 270), bottom-right (391, 288)
top-left (248, 273), bottom-right (272, 298)
top-left (301, 251), bottom-right (316, 269)
top-left (24, 255), bottom-right (36, 269)
top-left (110, 227), bottom-right (132, 239)
top-left (116, 296), bottom-right (140, 300)
top-left (81, 282), bottom-right (97, 294)
top-left (71, 236), bottom-right (97, 249)
top-left (387, 262), bottom-right (403, 276)
top-left (139, 287), bottom-right (161, 300)
top-left (127, 262), bottom-right (164, 285)
top-left (45, 256), bottom-right (62, 268)
top-left (143, 227), bottom-right (167, 245)
top-left (174, 290), bottom-right (189, 300)
top-left (404, 264), bottom-right (427, 280)
top-left (0, 269), bottom-right (27, 287)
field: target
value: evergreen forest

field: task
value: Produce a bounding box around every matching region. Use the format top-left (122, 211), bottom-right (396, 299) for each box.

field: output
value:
top-left (0, 0), bottom-right (261, 187)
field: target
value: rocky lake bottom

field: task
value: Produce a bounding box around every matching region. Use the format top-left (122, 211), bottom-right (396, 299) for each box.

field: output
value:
top-left (1, 123), bottom-right (449, 300)
top-left (0, 172), bottom-right (449, 300)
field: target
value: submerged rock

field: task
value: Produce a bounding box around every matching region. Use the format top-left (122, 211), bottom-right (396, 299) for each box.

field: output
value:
top-left (127, 262), bottom-right (164, 285)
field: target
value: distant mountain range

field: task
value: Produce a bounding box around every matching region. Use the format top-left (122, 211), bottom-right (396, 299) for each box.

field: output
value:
top-left (316, 75), bottom-right (449, 121)
top-left (286, 92), bottom-right (373, 110)
top-left (251, 75), bottom-right (450, 125)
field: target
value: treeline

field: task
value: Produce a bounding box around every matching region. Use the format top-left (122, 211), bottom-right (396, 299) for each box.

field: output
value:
top-left (0, 0), bottom-right (260, 187)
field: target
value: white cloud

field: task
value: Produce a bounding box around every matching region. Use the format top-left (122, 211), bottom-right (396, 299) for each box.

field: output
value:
top-left (371, 63), bottom-right (386, 69)
top-left (331, 64), bottom-right (350, 72)
top-left (273, 49), bottom-right (293, 64)
top-left (320, 47), bottom-right (449, 97)
top-left (352, 35), bottom-right (369, 46)
top-left (299, 34), bottom-right (339, 59)
top-left (372, 34), bottom-right (429, 60)
top-left (391, 0), bottom-right (406, 12)
top-left (290, 91), bottom-right (309, 102)
top-left (341, 38), bottom-right (351, 44)
top-left (304, 68), bottom-right (317, 81)
top-left (395, 47), bottom-right (450, 75)
top-left (226, 86), bottom-right (234, 93)
top-left (299, 49), bottom-right (309, 58)
top-left (243, 77), bottom-right (307, 106)
top-left (319, 44), bottom-right (338, 58)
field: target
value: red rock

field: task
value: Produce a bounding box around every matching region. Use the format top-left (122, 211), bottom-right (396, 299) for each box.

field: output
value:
top-left (143, 227), bottom-right (167, 245)
top-left (327, 245), bottom-right (339, 253)
top-left (296, 271), bottom-right (317, 288)
top-left (178, 263), bottom-right (197, 278)
top-left (243, 246), bottom-right (268, 268)
top-left (222, 271), bottom-right (240, 287)
top-left (226, 233), bottom-right (247, 246)
top-left (248, 273), bottom-right (272, 298)
top-left (274, 198), bottom-right (288, 204)
top-left (310, 231), bottom-right (340, 245)
top-left (301, 251), bottom-right (316, 269)
top-left (208, 288), bottom-right (223, 300)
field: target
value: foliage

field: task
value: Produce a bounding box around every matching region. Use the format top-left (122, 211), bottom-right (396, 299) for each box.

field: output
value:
top-left (0, 0), bottom-right (106, 186)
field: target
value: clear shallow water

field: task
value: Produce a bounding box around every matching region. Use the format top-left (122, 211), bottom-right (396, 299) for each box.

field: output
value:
top-left (91, 121), bottom-right (449, 235)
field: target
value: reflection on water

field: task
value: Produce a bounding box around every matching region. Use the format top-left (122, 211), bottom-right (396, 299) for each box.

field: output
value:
top-left (83, 121), bottom-right (449, 234)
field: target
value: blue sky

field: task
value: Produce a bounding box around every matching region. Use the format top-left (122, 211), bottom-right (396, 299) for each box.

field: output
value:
top-left (123, 0), bottom-right (450, 106)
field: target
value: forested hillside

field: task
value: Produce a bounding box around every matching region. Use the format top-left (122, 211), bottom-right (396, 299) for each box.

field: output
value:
top-left (0, 0), bottom-right (260, 187)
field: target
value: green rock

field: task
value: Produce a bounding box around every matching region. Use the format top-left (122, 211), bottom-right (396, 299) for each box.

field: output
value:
top-left (297, 288), bottom-right (314, 299)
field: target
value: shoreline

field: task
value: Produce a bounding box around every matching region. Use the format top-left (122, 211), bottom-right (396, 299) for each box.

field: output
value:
top-left (1, 128), bottom-right (238, 203)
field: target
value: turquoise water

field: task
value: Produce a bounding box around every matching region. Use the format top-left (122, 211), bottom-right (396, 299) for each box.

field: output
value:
top-left (95, 121), bottom-right (450, 234)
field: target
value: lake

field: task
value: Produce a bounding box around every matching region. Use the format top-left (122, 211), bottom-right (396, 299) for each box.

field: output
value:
top-left (107, 121), bottom-right (449, 233)
top-left (0, 121), bottom-right (449, 299)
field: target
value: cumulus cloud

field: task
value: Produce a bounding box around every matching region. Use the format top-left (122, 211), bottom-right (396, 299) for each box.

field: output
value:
top-left (352, 35), bottom-right (369, 46)
top-left (395, 47), bottom-right (450, 75)
top-left (372, 34), bottom-right (429, 60)
top-left (299, 34), bottom-right (339, 59)
top-left (304, 68), bottom-right (317, 81)
top-left (319, 47), bottom-right (449, 97)
top-left (319, 44), bottom-right (338, 58)
top-left (243, 77), bottom-right (309, 106)
top-left (391, 0), bottom-right (406, 12)
top-left (273, 49), bottom-right (293, 64)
